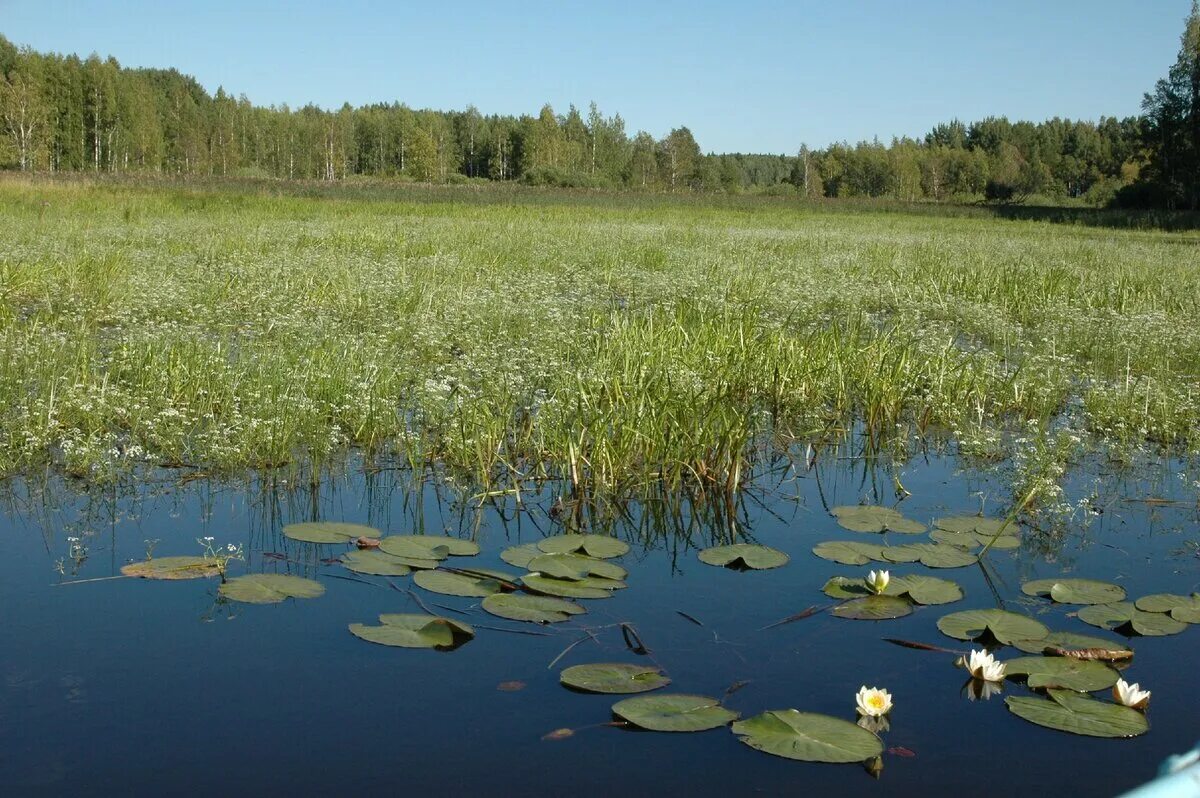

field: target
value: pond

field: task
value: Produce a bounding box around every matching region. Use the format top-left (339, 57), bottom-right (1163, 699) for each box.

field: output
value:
top-left (1, 447), bottom-right (1197, 796)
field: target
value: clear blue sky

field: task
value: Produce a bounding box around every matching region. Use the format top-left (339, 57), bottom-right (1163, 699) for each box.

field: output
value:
top-left (0, 0), bottom-right (1190, 153)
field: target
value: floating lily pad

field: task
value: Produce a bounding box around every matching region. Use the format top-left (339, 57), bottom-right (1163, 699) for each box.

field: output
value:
top-left (1012, 631), bottom-right (1133, 656)
top-left (934, 515), bottom-right (1010, 537)
top-left (612, 694), bottom-right (739, 732)
top-left (378, 535), bottom-right (478, 558)
top-left (831, 506), bottom-right (925, 535)
top-left (413, 569), bottom-right (505, 597)
top-left (349, 613), bottom-right (474, 650)
top-left (282, 521), bottom-right (381, 544)
top-left (1021, 578), bottom-right (1126, 605)
top-left (698, 544), bottom-right (789, 571)
top-left (930, 529), bottom-right (1019, 550)
top-left (882, 542), bottom-right (977, 568)
top-left (821, 576), bottom-right (874, 599)
top-left (1077, 602), bottom-right (1187, 636)
top-left (731, 710), bottom-right (884, 763)
top-left (527, 553), bottom-right (627, 581)
top-left (339, 550), bottom-right (412, 576)
top-left (521, 572), bottom-right (622, 598)
top-left (219, 574), bottom-right (325, 604)
top-left (1004, 657), bottom-right (1121, 691)
top-left (822, 574), bottom-right (961, 605)
top-left (560, 662), bottom-right (670, 694)
top-left (811, 541), bottom-right (888, 565)
top-left (937, 609), bottom-right (1049, 644)
top-left (120, 556), bottom-right (220, 580)
top-left (537, 534), bottom-right (629, 559)
top-left (499, 543), bottom-right (542, 568)
top-left (831, 595), bottom-right (913, 620)
top-left (1135, 593), bottom-right (1200, 623)
top-left (1005, 689), bottom-right (1148, 738)
top-left (481, 593), bottom-right (585, 623)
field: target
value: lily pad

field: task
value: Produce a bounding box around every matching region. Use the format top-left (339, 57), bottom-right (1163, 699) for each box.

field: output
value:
top-left (731, 710), bottom-right (884, 763)
top-left (1077, 602), bottom-right (1187, 636)
top-left (1012, 631), bottom-right (1133, 656)
top-left (378, 535), bottom-right (478, 558)
top-left (930, 529), bottom-right (1019, 550)
top-left (934, 515), bottom-right (1010, 537)
top-left (413, 569), bottom-right (505, 597)
top-left (882, 542), bottom-right (977, 568)
top-left (120, 556), bottom-right (220, 580)
top-left (537, 534), bottom-right (629, 559)
top-left (481, 593), bottom-right (585, 623)
top-left (1021, 578), bottom-right (1126, 605)
top-left (560, 663), bottom-right (670, 694)
top-left (339, 550), bottom-right (412, 576)
top-left (1005, 689), bottom-right (1148, 738)
top-left (612, 694), bottom-right (739, 732)
top-left (822, 574), bottom-right (961, 605)
top-left (831, 505), bottom-right (925, 535)
top-left (831, 595), bottom-right (913, 620)
top-left (499, 543), bottom-right (542, 568)
top-left (282, 521), bottom-right (381, 544)
top-left (527, 553), bottom-right (627, 581)
top-left (811, 541), bottom-right (887, 565)
top-left (521, 572), bottom-right (622, 598)
top-left (1135, 593), bottom-right (1200, 623)
top-left (218, 574), bottom-right (325, 604)
top-left (1004, 657), bottom-right (1120, 691)
top-left (349, 614), bottom-right (474, 650)
top-left (697, 544), bottom-right (789, 571)
top-left (937, 609), bottom-right (1049, 645)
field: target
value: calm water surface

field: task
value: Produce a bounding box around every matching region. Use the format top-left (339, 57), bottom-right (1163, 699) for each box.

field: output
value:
top-left (1, 450), bottom-right (1197, 797)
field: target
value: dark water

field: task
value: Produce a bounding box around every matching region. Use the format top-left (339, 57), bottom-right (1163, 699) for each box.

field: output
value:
top-left (1, 450), bottom-right (1198, 797)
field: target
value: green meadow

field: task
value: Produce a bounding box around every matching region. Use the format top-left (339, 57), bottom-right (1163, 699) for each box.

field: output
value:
top-left (2, 176), bottom-right (1197, 494)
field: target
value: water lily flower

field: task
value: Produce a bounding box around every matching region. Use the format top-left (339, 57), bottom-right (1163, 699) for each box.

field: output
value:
top-left (866, 570), bottom-right (890, 594)
top-left (965, 649), bottom-right (1006, 682)
top-left (855, 686), bottom-right (893, 717)
top-left (1113, 679), bottom-right (1151, 710)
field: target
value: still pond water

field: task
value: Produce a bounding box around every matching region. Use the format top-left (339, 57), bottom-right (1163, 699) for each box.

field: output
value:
top-left (1, 450), bottom-right (1197, 796)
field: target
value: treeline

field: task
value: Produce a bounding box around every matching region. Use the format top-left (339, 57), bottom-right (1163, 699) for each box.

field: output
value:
top-left (1, 14), bottom-right (1197, 207)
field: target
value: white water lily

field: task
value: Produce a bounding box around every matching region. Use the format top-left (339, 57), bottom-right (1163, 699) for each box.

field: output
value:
top-left (965, 649), bottom-right (1006, 682)
top-left (855, 686), bottom-right (893, 717)
top-left (866, 570), bottom-right (890, 594)
top-left (1113, 679), bottom-right (1151, 710)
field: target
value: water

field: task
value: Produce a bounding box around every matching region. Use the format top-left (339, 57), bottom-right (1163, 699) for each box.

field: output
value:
top-left (1, 450), bottom-right (1198, 797)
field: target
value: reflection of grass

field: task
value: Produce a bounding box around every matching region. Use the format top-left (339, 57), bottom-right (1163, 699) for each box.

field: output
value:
top-left (1, 178), bottom-right (1199, 495)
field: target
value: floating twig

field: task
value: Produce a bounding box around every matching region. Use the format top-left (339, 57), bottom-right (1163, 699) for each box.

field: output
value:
top-left (676, 610), bottom-right (704, 627)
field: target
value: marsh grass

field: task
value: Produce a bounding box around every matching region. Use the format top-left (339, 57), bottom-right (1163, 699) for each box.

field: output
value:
top-left (1, 175), bottom-right (1198, 494)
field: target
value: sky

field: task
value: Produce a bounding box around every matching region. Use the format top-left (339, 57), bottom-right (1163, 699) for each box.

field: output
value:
top-left (0, 0), bottom-right (1191, 153)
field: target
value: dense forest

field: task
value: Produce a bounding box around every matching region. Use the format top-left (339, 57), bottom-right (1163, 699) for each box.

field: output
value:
top-left (2, 4), bottom-right (1200, 207)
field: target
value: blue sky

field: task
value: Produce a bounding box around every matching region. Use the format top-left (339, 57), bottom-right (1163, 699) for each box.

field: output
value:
top-left (0, 1), bottom-right (1190, 153)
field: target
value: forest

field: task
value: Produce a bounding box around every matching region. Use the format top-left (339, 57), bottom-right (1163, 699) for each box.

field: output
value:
top-left (1, 4), bottom-right (1199, 208)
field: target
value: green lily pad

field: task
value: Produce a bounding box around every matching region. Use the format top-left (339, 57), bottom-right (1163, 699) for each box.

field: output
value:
top-left (527, 552), bottom-right (627, 581)
top-left (339, 550), bottom-right (412, 576)
top-left (697, 544), bottom-right (789, 571)
top-left (481, 593), bottom-right (585, 623)
top-left (937, 609), bottom-right (1049, 644)
top-left (1077, 602), bottom-right (1187, 636)
top-left (612, 694), bottom-right (739, 732)
top-left (1005, 689), bottom-right (1148, 738)
top-left (811, 541), bottom-right (887, 565)
top-left (499, 543), bottom-right (542, 568)
top-left (521, 572), bottom-right (622, 598)
top-left (560, 663), bottom-right (670, 694)
top-left (413, 569), bottom-right (504, 597)
top-left (882, 542), bottom-right (977, 568)
top-left (282, 521), bottom-right (381, 544)
top-left (1135, 593), bottom-right (1200, 623)
top-left (831, 505), bottom-right (926, 535)
top-left (822, 574), bottom-right (961, 605)
top-left (731, 710), bottom-right (884, 763)
top-left (1021, 578), bottom-right (1126, 605)
top-left (218, 574), bottom-right (325, 604)
top-left (537, 534), bottom-right (629, 559)
top-left (349, 614), bottom-right (474, 650)
top-left (1004, 656), bottom-right (1121, 691)
top-left (120, 556), bottom-right (220, 580)
top-left (831, 595), bottom-right (913, 620)
top-left (821, 576), bottom-right (874, 599)
top-left (378, 535), bottom-right (478, 558)
top-left (930, 529), bottom-right (1019, 550)
top-left (1012, 631), bottom-right (1133, 656)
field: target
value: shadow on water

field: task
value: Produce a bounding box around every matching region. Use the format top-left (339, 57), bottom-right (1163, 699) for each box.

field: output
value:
top-left (0, 443), bottom-right (1198, 797)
